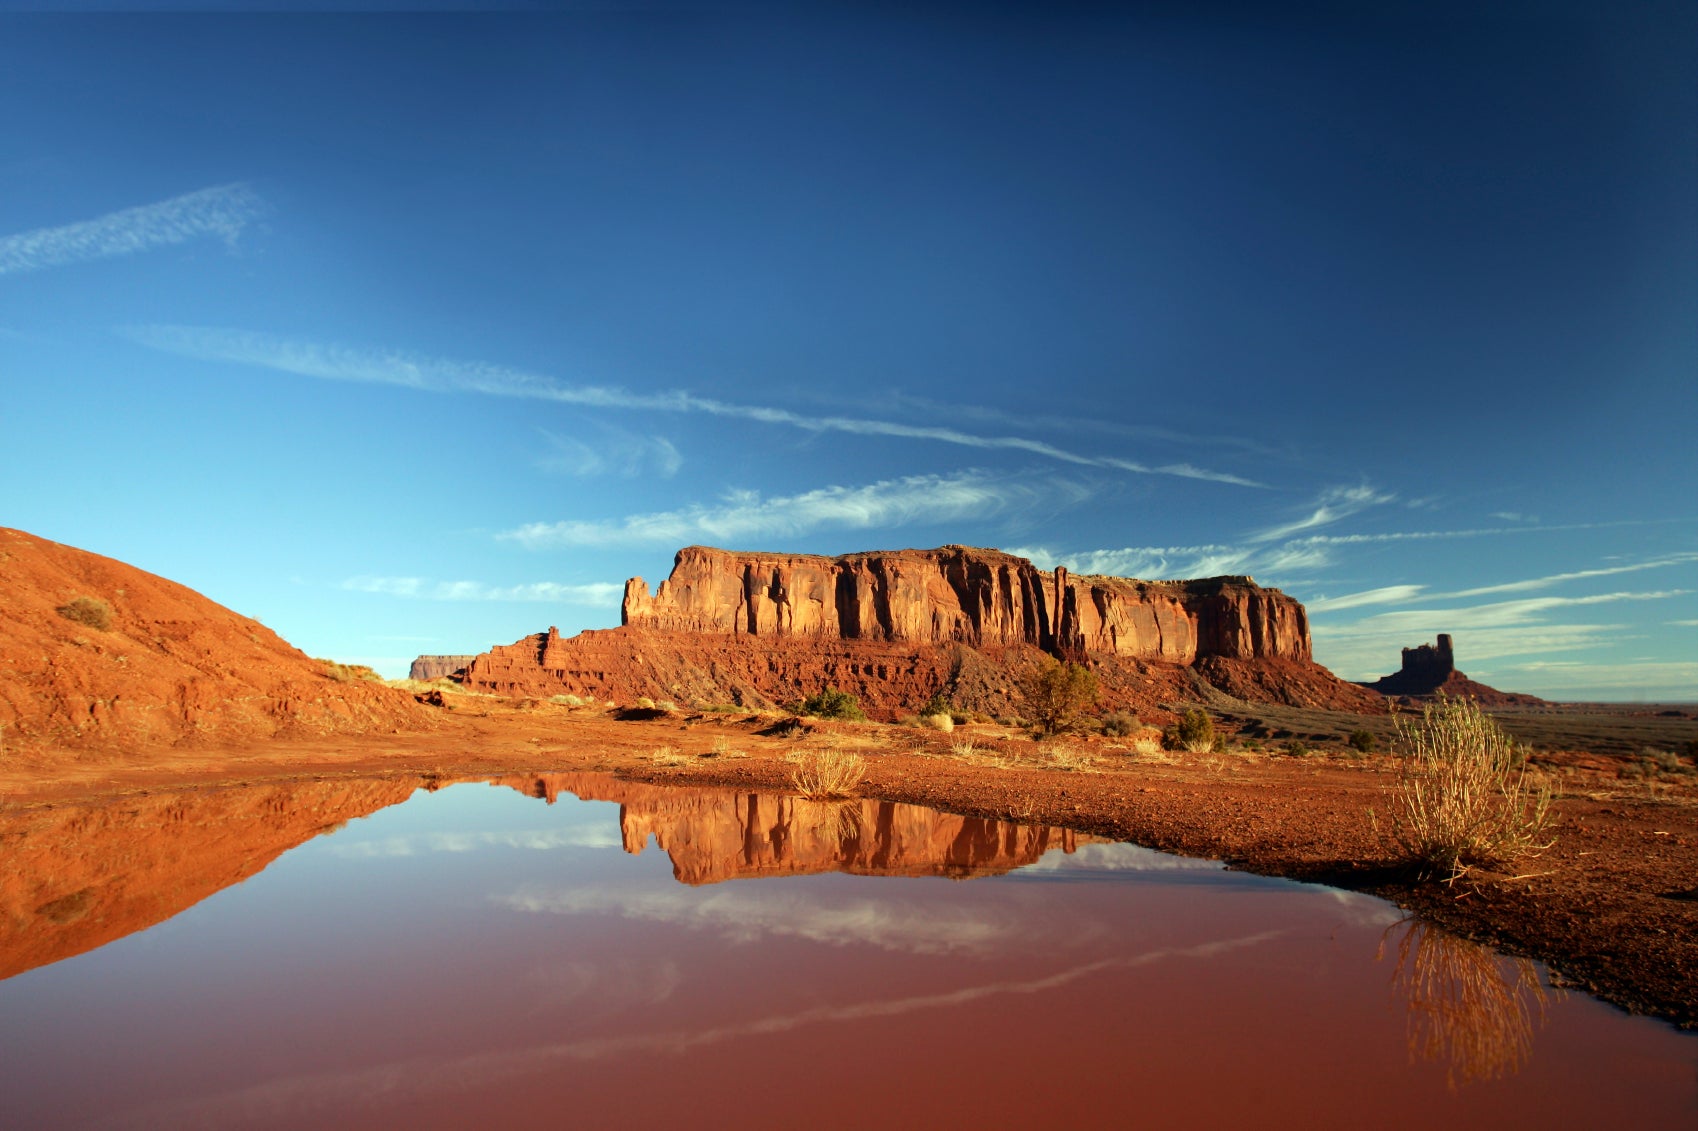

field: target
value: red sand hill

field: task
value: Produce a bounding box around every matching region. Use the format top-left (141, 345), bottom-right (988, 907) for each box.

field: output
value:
top-left (0, 528), bottom-right (431, 750)
top-left (459, 545), bottom-right (1384, 717)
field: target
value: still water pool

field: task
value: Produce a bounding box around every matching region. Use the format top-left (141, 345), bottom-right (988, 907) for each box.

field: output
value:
top-left (1, 774), bottom-right (1693, 1129)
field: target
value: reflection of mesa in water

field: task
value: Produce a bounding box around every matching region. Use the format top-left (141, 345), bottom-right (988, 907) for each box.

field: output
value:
top-left (0, 773), bottom-right (1081, 982)
top-left (505, 773), bottom-right (1085, 885)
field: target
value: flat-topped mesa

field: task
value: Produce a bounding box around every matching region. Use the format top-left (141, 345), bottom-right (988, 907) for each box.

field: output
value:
top-left (621, 545), bottom-right (1310, 663)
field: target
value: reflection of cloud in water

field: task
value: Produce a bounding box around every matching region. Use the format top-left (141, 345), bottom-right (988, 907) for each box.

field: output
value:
top-left (1321, 888), bottom-right (1404, 930)
top-left (523, 958), bottom-right (682, 1013)
top-left (326, 826), bottom-right (621, 858)
top-left (104, 930), bottom-right (1283, 1130)
top-left (1021, 842), bottom-right (1222, 873)
top-left (497, 884), bottom-right (1013, 955)
top-left (1381, 917), bottom-right (1559, 1089)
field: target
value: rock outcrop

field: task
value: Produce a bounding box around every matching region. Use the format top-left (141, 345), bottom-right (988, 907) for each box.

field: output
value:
top-left (0, 528), bottom-right (433, 749)
top-left (409, 654), bottom-right (476, 681)
top-left (1364, 634), bottom-right (1544, 706)
top-left (461, 545), bottom-right (1382, 717)
top-left (622, 545), bottom-right (1311, 663)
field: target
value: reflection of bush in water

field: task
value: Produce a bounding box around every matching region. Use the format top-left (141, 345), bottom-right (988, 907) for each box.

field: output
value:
top-left (1381, 918), bottom-right (1559, 1089)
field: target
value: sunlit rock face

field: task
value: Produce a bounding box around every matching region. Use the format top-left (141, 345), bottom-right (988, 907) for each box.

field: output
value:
top-left (458, 546), bottom-right (1371, 715)
top-left (622, 545), bottom-right (1311, 663)
top-left (511, 773), bottom-right (1082, 885)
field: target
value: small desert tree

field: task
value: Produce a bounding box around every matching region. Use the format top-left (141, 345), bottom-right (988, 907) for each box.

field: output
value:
top-left (1392, 697), bottom-right (1552, 882)
top-left (1019, 657), bottom-right (1098, 736)
top-left (797, 686), bottom-right (868, 722)
top-left (1164, 708), bottom-right (1217, 753)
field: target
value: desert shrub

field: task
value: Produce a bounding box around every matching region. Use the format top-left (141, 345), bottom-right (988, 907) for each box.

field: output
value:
top-left (1163, 708), bottom-right (1216, 753)
top-left (789, 746), bottom-right (866, 798)
top-left (656, 699), bottom-right (677, 712)
top-left (549, 693), bottom-right (587, 707)
top-left (319, 660), bottom-right (381, 682)
top-left (950, 711), bottom-right (969, 726)
top-left (1018, 657), bottom-right (1098, 736)
top-left (1642, 747), bottom-right (1682, 774)
top-left (1392, 697), bottom-right (1552, 882)
top-left (1348, 729), bottom-right (1377, 753)
top-left (1286, 740), bottom-right (1311, 758)
top-left (649, 745), bottom-right (688, 766)
top-left (635, 696), bottom-right (656, 710)
top-left (919, 712), bottom-right (954, 733)
top-left (798, 686), bottom-right (868, 721)
top-left (917, 690), bottom-right (952, 718)
top-left (1101, 710), bottom-right (1140, 737)
top-left (56, 596), bottom-right (113, 632)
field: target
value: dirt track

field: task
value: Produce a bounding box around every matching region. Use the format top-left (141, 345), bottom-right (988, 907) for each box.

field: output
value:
top-left (2, 701), bottom-right (1694, 1030)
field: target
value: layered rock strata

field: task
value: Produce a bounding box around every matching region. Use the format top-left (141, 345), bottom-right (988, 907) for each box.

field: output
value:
top-left (622, 545), bottom-right (1310, 663)
top-left (460, 545), bottom-right (1382, 716)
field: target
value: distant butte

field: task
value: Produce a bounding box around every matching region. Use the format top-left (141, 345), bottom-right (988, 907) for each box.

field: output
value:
top-left (452, 544), bottom-right (1387, 718)
top-left (1362, 634), bottom-right (1544, 706)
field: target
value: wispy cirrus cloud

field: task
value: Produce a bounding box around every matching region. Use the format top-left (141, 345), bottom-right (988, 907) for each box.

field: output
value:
top-left (0, 184), bottom-right (262, 277)
top-left (536, 425), bottom-right (681, 479)
top-left (122, 325), bottom-right (1264, 487)
top-left (341, 576), bottom-right (621, 605)
top-left (1305, 584), bottom-right (1428, 613)
top-left (1310, 589), bottom-right (1689, 678)
top-left (1249, 484), bottom-right (1395, 543)
top-left (1013, 539), bottom-right (1332, 581)
top-left (503, 469), bottom-right (1078, 549)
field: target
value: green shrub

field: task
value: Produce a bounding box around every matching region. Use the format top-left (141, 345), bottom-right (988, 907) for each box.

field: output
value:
top-left (56, 596), bottom-right (113, 632)
top-left (1163, 708), bottom-right (1216, 753)
top-left (1348, 729), bottom-right (1377, 754)
top-left (798, 686), bottom-right (868, 721)
top-left (1286, 740), bottom-right (1311, 758)
top-left (1018, 657), bottom-right (1098, 736)
top-left (917, 690), bottom-right (952, 718)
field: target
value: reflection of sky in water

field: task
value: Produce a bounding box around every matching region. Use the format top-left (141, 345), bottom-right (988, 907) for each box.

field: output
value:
top-left (2, 779), bottom-right (1693, 1131)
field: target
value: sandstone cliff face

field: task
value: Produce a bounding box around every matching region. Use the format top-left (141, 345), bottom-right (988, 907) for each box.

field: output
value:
top-left (623, 545), bottom-right (1310, 663)
top-left (459, 544), bottom-right (1372, 716)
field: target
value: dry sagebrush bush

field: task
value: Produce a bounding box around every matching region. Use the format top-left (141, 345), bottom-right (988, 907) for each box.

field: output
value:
top-left (1393, 697), bottom-right (1552, 881)
top-left (788, 746), bottom-right (867, 798)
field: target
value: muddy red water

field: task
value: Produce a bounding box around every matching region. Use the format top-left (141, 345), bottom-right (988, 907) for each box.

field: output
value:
top-left (1, 775), bottom-right (1693, 1130)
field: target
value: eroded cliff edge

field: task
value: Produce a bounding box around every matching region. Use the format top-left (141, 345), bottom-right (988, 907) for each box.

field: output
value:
top-left (460, 545), bottom-right (1381, 717)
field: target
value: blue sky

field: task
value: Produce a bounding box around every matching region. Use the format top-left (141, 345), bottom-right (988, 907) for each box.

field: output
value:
top-left (2, 4), bottom-right (1694, 698)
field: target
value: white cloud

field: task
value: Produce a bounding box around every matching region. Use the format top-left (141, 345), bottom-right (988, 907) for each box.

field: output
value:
top-left (503, 470), bottom-right (1077, 549)
top-left (536, 425), bottom-right (681, 478)
top-left (341, 576), bottom-right (621, 605)
top-left (1306, 584), bottom-right (1427, 613)
top-left (1490, 511), bottom-right (1539, 523)
top-left (123, 325), bottom-right (1263, 487)
top-left (1311, 590), bottom-right (1689, 679)
top-left (1438, 554), bottom-right (1698, 599)
top-left (0, 184), bottom-right (262, 276)
top-left (1491, 659), bottom-right (1698, 699)
top-left (1250, 484), bottom-right (1395, 544)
